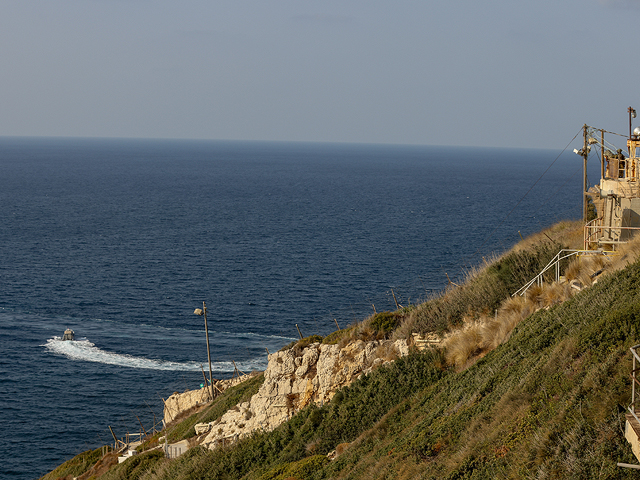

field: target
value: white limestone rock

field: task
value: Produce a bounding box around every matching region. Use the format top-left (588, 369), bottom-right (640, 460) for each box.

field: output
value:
top-left (197, 338), bottom-right (408, 450)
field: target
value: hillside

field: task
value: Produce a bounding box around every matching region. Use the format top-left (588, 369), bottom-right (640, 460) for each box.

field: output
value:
top-left (42, 220), bottom-right (640, 479)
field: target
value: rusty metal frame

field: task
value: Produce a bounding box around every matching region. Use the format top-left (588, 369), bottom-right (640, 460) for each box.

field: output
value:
top-left (584, 217), bottom-right (640, 251)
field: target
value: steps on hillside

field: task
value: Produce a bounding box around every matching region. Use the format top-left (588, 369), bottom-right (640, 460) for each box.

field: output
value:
top-left (412, 333), bottom-right (441, 350)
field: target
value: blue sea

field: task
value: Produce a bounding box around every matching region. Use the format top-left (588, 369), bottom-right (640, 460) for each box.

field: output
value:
top-left (0, 137), bottom-right (597, 479)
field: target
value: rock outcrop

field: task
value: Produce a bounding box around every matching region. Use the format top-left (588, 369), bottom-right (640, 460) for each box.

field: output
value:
top-left (163, 374), bottom-right (258, 425)
top-left (196, 339), bottom-right (408, 449)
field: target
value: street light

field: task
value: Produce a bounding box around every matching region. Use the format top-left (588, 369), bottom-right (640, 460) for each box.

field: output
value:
top-left (194, 301), bottom-right (214, 401)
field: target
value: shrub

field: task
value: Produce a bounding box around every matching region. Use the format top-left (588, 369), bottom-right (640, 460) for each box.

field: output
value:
top-left (370, 311), bottom-right (401, 337)
top-left (258, 454), bottom-right (329, 480)
top-left (323, 327), bottom-right (352, 345)
top-left (40, 447), bottom-right (103, 480)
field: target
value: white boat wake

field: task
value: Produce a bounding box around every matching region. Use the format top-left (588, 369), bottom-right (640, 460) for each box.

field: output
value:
top-left (44, 338), bottom-right (221, 371)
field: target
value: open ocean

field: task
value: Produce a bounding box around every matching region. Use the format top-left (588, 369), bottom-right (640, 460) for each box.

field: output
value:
top-left (0, 137), bottom-right (597, 479)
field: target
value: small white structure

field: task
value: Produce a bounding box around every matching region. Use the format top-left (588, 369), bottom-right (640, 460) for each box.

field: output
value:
top-left (118, 448), bottom-right (138, 464)
top-left (164, 440), bottom-right (189, 459)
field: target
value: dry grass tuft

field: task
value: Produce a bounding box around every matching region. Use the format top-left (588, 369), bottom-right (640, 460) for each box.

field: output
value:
top-left (499, 295), bottom-right (530, 316)
top-left (444, 279), bottom-right (574, 368)
top-left (524, 284), bottom-right (544, 307)
top-left (605, 234), bottom-right (640, 273)
top-left (443, 319), bottom-right (484, 368)
top-left (511, 220), bottom-right (583, 253)
top-left (538, 282), bottom-right (570, 307)
top-left (375, 343), bottom-right (400, 362)
top-left (564, 259), bottom-right (582, 282)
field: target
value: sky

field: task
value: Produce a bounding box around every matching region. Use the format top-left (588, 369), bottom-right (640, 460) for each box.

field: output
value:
top-left (1, 0), bottom-right (640, 149)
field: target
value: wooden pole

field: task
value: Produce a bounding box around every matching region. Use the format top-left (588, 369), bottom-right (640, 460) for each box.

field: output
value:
top-left (295, 324), bottom-right (303, 340)
top-left (390, 288), bottom-right (399, 310)
top-left (445, 273), bottom-right (459, 287)
top-left (231, 359), bottom-right (246, 376)
top-left (213, 380), bottom-right (223, 395)
top-left (200, 365), bottom-right (212, 400)
top-left (633, 352), bottom-right (637, 414)
top-left (334, 318), bottom-right (340, 330)
top-left (108, 426), bottom-right (119, 449)
top-left (136, 415), bottom-right (148, 438)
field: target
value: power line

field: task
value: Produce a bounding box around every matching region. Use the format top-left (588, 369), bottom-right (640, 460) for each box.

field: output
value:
top-left (459, 127), bottom-right (583, 271)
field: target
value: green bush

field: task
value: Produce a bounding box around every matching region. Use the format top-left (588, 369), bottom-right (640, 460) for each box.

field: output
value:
top-left (370, 311), bottom-right (400, 336)
top-left (40, 447), bottom-right (103, 480)
top-left (281, 334), bottom-right (324, 353)
top-left (258, 454), bottom-right (329, 480)
top-left (322, 327), bottom-right (352, 345)
top-left (99, 450), bottom-right (165, 480)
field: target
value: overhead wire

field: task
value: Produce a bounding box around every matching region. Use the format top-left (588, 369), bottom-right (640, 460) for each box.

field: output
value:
top-left (457, 127), bottom-right (584, 272)
top-left (301, 129), bottom-right (593, 330)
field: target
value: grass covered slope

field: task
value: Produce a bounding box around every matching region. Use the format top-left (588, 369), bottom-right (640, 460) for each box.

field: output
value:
top-left (92, 258), bottom-right (640, 480)
top-left (41, 220), bottom-right (640, 479)
top-left (321, 262), bottom-right (640, 479)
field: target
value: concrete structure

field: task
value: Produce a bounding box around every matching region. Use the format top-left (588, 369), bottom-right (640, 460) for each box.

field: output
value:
top-left (164, 440), bottom-right (189, 459)
top-left (625, 413), bottom-right (640, 463)
top-left (622, 344), bottom-right (640, 467)
top-left (585, 124), bottom-right (640, 250)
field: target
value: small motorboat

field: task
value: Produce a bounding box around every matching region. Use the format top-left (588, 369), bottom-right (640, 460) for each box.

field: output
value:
top-left (62, 328), bottom-right (75, 341)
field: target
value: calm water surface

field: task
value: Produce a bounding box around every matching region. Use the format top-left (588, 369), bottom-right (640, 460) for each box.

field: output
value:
top-left (0, 137), bottom-right (594, 479)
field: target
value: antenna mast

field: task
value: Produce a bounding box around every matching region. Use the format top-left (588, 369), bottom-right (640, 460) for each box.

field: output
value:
top-left (583, 124), bottom-right (588, 222)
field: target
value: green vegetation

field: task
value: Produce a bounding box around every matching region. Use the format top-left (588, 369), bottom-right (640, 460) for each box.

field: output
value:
top-left (399, 240), bottom-right (562, 337)
top-left (165, 373), bottom-right (265, 443)
top-left (42, 220), bottom-right (640, 479)
top-left (99, 450), bottom-right (165, 480)
top-left (322, 327), bottom-right (354, 345)
top-left (369, 311), bottom-right (401, 337)
top-left (258, 455), bottom-right (329, 480)
top-left (40, 447), bottom-right (103, 480)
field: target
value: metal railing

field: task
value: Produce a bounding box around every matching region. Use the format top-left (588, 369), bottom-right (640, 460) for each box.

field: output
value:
top-left (584, 217), bottom-right (640, 251)
top-left (513, 249), bottom-right (613, 297)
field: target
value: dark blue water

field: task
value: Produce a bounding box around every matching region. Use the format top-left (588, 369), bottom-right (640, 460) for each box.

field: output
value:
top-left (0, 137), bottom-right (594, 479)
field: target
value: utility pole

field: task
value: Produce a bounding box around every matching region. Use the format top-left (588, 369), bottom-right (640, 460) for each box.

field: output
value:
top-left (583, 124), bottom-right (589, 222)
top-left (194, 302), bottom-right (214, 401)
top-left (601, 129), bottom-right (605, 180)
top-left (202, 302), bottom-right (214, 401)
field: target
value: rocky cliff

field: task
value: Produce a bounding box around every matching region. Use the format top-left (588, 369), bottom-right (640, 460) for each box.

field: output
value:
top-left (163, 374), bottom-right (259, 425)
top-left (162, 338), bottom-right (409, 449)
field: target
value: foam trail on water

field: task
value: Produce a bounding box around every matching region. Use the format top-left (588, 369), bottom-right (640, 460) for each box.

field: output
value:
top-left (43, 338), bottom-right (250, 372)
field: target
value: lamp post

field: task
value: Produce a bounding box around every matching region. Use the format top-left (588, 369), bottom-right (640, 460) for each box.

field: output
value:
top-left (194, 301), bottom-right (214, 401)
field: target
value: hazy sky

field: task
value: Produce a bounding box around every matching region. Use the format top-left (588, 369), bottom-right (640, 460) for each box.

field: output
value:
top-left (2, 0), bottom-right (639, 148)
